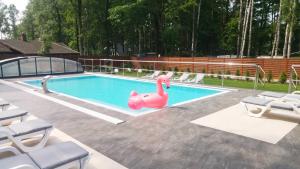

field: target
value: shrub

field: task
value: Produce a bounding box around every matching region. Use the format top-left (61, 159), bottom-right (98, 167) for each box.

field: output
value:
top-left (245, 70), bottom-right (250, 81)
top-left (202, 68), bottom-right (206, 73)
top-left (235, 69), bottom-right (241, 76)
top-left (292, 73), bottom-right (298, 80)
top-left (267, 71), bottom-right (273, 83)
top-left (210, 70), bottom-right (214, 78)
top-left (168, 67), bottom-right (172, 71)
top-left (187, 68), bottom-right (191, 72)
top-left (174, 67), bottom-right (179, 72)
top-left (226, 70), bottom-right (231, 75)
top-left (279, 72), bottom-right (287, 84)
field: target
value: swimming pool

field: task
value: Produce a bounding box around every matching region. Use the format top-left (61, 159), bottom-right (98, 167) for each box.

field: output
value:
top-left (24, 75), bottom-right (228, 116)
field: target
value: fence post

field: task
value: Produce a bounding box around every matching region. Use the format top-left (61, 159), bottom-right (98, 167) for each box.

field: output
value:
top-left (288, 66), bottom-right (293, 93)
top-left (123, 60), bottom-right (125, 76)
top-left (221, 65), bottom-right (224, 87)
top-left (99, 59), bottom-right (101, 73)
top-left (63, 57), bottom-right (66, 73)
top-left (92, 59), bottom-right (94, 72)
top-left (254, 65), bottom-right (259, 90)
top-left (111, 60), bottom-right (113, 74)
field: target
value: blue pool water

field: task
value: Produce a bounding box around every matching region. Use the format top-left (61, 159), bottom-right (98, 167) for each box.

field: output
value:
top-left (24, 75), bottom-right (225, 115)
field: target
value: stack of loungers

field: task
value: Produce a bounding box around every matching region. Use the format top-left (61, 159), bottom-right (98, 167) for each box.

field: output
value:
top-left (0, 99), bottom-right (90, 169)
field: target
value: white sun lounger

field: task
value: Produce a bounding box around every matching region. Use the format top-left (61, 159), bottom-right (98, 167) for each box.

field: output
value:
top-left (0, 109), bottom-right (29, 125)
top-left (173, 73), bottom-right (190, 82)
top-left (259, 91), bottom-right (300, 103)
top-left (143, 70), bottom-right (161, 79)
top-left (0, 100), bottom-right (10, 111)
top-left (165, 71), bottom-right (174, 79)
top-left (186, 73), bottom-right (205, 84)
top-left (241, 96), bottom-right (300, 119)
top-left (0, 141), bottom-right (89, 169)
top-left (0, 119), bottom-right (53, 152)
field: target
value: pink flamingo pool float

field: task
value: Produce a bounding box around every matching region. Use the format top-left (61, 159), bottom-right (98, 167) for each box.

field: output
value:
top-left (128, 75), bottom-right (170, 110)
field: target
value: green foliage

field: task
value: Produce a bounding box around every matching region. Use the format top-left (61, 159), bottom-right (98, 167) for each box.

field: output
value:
top-left (217, 70), bottom-right (222, 79)
top-left (245, 70), bottom-right (250, 81)
top-left (225, 70), bottom-right (231, 75)
top-left (279, 72), bottom-right (287, 84)
top-left (16, 0), bottom-right (300, 57)
top-left (202, 68), bottom-right (206, 73)
top-left (235, 69), bottom-right (241, 76)
top-left (267, 71), bottom-right (273, 83)
top-left (174, 67), bottom-right (179, 72)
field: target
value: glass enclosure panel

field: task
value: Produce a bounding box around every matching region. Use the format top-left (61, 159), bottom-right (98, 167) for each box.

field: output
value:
top-left (51, 57), bottom-right (64, 73)
top-left (2, 61), bottom-right (19, 77)
top-left (36, 57), bottom-right (51, 74)
top-left (65, 59), bottom-right (78, 72)
top-left (20, 58), bottom-right (36, 76)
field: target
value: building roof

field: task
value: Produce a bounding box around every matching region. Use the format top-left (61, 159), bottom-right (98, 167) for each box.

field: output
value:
top-left (0, 39), bottom-right (79, 55)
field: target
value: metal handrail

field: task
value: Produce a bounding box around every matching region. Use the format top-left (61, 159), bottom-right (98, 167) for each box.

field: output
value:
top-left (78, 58), bottom-right (265, 89)
top-left (78, 58), bottom-right (259, 67)
top-left (289, 65), bottom-right (299, 93)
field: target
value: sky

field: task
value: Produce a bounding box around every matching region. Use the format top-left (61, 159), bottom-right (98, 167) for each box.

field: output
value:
top-left (2, 0), bottom-right (29, 20)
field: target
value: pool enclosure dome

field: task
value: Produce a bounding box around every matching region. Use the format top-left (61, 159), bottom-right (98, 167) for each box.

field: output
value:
top-left (0, 56), bottom-right (83, 78)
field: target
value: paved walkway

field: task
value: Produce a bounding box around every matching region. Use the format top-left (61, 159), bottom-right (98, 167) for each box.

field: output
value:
top-left (1, 78), bottom-right (300, 169)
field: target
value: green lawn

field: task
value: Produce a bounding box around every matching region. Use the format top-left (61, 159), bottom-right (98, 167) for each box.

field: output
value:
top-left (109, 70), bottom-right (297, 93)
top-left (203, 78), bottom-right (294, 93)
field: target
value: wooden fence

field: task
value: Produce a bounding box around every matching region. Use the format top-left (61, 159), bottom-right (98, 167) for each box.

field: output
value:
top-left (130, 56), bottom-right (300, 79)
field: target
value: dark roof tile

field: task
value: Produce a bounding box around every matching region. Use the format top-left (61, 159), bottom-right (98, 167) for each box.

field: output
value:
top-left (0, 39), bottom-right (79, 54)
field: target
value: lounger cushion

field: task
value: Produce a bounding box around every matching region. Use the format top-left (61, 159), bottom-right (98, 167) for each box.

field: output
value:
top-left (260, 92), bottom-right (286, 98)
top-left (28, 141), bottom-right (89, 169)
top-left (271, 103), bottom-right (294, 111)
top-left (285, 94), bottom-right (300, 100)
top-left (241, 96), bottom-right (272, 106)
top-left (0, 109), bottom-right (28, 121)
top-left (0, 154), bottom-right (39, 169)
top-left (0, 100), bottom-right (9, 107)
top-left (8, 119), bottom-right (52, 137)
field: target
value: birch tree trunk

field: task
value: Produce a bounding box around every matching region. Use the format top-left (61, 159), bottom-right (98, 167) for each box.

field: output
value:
top-left (240, 0), bottom-right (250, 57)
top-left (194, 0), bottom-right (202, 55)
top-left (271, 0), bottom-right (282, 57)
top-left (138, 28), bottom-right (142, 55)
top-left (287, 24), bottom-right (293, 58)
top-left (77, 0), bottom-right (83, 55)
top-left (191, 5), bottom-right (195, 56)
top-left (247, 0), bottom-right (254, 57)
top-left (283, 23), bottom-right (290, 58)
top-left (237, 0), bottom-right (243, 57)
top-left (287, 0), bottom-right (297, 58)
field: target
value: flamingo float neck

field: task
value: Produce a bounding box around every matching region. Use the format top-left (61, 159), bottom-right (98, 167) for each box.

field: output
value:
top-left (157, 79), bottom-right (164, 96)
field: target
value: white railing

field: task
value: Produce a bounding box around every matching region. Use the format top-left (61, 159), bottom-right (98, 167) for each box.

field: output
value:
top-left (289, 64), bottom-right (300, 93)
top-left (78, 58), bottom-right (266, 89)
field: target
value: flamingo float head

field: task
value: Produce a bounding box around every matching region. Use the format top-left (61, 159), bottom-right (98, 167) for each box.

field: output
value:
top-left (157, 75), bottom-right (170, 89)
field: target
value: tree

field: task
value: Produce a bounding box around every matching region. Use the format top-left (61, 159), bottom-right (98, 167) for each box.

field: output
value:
top-left (7, 4), bottom-right (18, 39)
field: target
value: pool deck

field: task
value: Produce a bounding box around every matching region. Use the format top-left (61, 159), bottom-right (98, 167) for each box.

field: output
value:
top-left (1, 74), bottom-right (300, 169)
